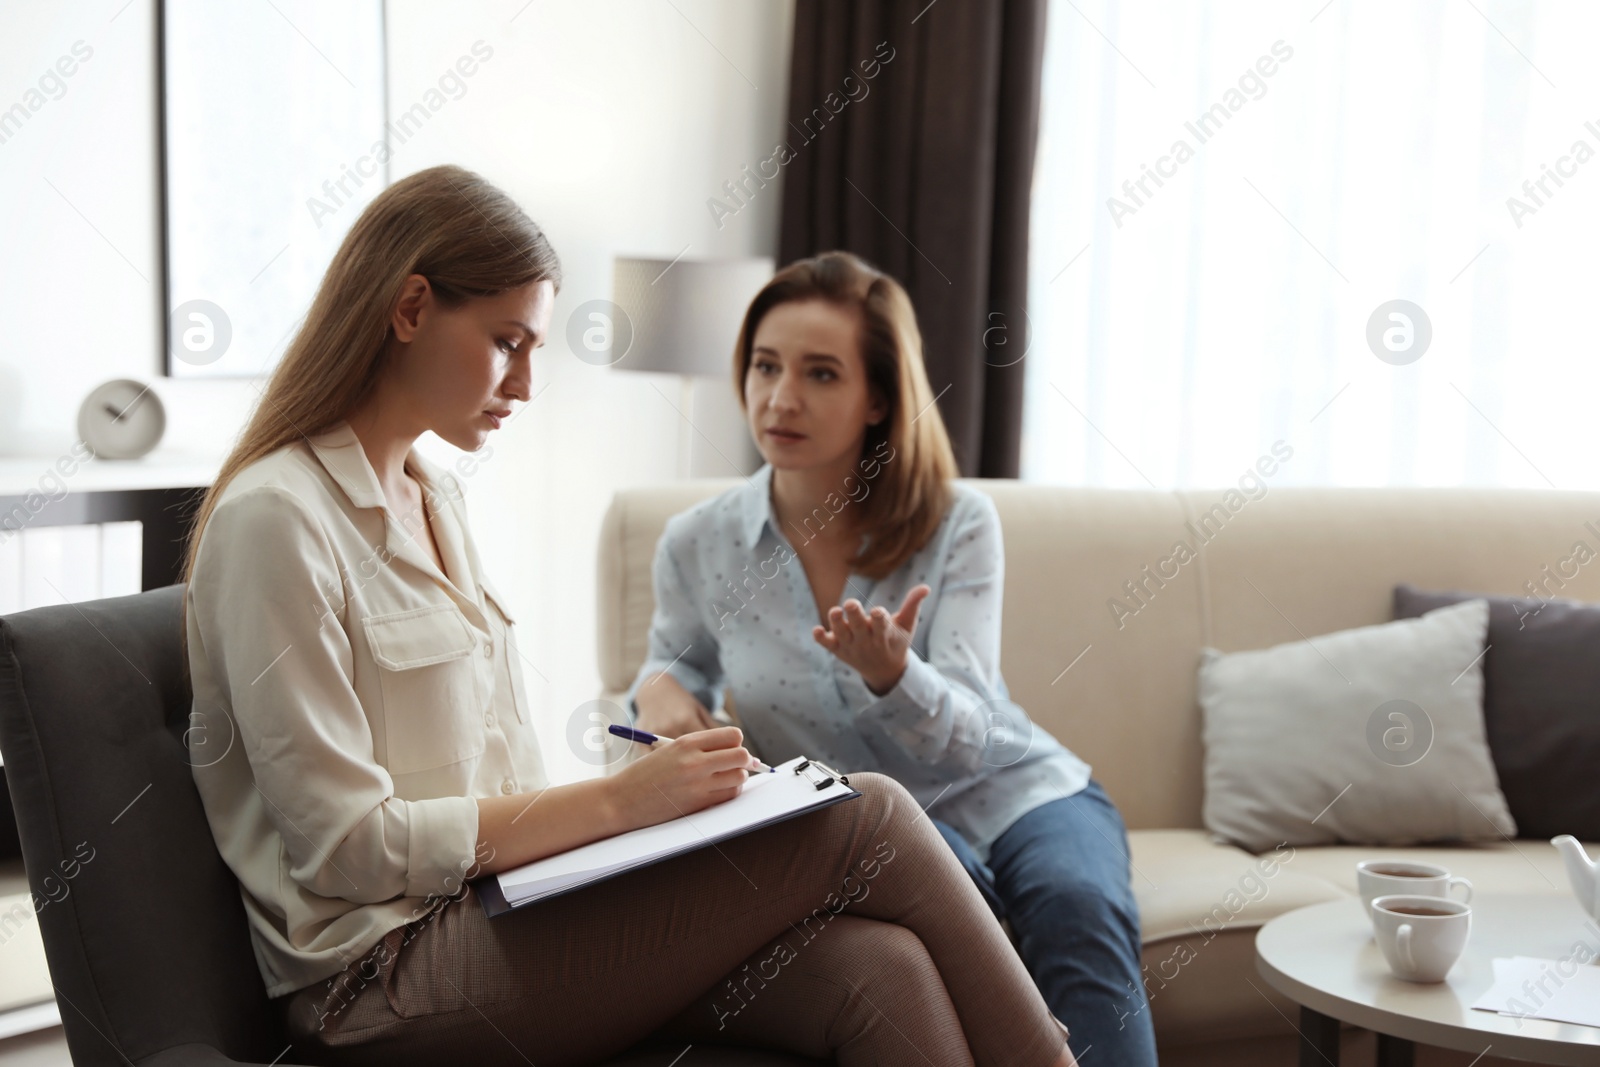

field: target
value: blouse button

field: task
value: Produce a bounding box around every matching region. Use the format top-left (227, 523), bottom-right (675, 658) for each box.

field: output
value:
top-left (485, 712), bottom-right (495, 729)
top-left (483, 640), bottom-right (495, 658)
top-left (500, 779), bottom-right (515, 795)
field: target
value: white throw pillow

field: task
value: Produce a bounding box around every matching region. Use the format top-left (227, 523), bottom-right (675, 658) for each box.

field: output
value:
top-left (1199, 598), bottom-right (1515, 852)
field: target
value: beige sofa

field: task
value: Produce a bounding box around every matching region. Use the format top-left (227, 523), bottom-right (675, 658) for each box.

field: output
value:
top-left (596, 479), bottom-right (1599, 1065)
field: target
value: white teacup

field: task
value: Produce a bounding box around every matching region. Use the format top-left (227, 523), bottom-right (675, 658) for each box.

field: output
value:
top-left (1356, 860), bottom-right (1473, 920)
top-left (1370, 894), bottom-right (1471, 983)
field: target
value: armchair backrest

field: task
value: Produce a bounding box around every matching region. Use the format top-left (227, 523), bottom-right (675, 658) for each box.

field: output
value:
top-left (0, 584), bottom-right (287, 1065)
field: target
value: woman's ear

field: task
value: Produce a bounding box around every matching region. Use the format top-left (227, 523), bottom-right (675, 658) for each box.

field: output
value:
top-left (866, 391), bottom-right (888, 427)
top-left (390, 274), bottom-right (432, 342)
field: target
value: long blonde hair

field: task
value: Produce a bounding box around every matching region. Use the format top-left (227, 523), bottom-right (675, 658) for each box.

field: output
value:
top-left (732, 250), bottom-right (959, 579)
top-left (178, 164), bottom-right (561, 663)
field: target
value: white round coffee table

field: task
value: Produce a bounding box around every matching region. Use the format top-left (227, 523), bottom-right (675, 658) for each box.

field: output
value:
top-left (1255, 894), bottom-right (1600, 1066)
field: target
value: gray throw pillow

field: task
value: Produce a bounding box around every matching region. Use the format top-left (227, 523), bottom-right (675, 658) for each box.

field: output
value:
top-left (1199, 598), bottom-right (1515, 852)
top-left (1394, 583), bottom-right (1600, 842)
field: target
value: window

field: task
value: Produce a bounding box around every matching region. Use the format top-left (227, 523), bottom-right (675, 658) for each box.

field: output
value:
top-left (1025, 1), bottom-right (1600, 490)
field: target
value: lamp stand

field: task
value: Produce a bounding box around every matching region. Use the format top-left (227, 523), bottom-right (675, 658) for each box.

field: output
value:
top-left (677, 375), bottom-right (695, 479)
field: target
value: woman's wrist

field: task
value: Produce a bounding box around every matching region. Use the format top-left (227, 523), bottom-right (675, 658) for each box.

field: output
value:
top-left (633, 671), bottom-right (681, 719)
top-left (595, 773), bottom-right (634, 836)
top-left (631, 697), bottom-right (672, 734)
top-left (862, 655), bottom-right (909, 696)
top-left (473, 775), bottom-right (637, 876)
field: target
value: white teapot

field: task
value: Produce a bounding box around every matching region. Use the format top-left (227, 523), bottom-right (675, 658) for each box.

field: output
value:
top-left (1552, 835), bottom-right (1600, 921)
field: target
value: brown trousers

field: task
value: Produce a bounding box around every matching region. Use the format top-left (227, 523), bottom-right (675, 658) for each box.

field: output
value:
top-left (277, 773), bottom-right (1072, 1067)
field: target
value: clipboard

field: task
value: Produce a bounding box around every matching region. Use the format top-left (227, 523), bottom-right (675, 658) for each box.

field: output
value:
top-left (472, 756), bottom-right (859, 918)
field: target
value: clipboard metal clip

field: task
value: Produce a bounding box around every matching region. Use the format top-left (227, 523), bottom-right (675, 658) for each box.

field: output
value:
top-left (795, 758), bottom-right (848, 790)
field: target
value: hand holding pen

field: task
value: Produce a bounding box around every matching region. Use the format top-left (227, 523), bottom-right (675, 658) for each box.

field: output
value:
top-left (606, 725), bottom-right (762, 824)
top-left (609, 724), bottom-right (775, 775)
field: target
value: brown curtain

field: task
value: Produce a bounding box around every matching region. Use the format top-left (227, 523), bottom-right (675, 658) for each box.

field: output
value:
top-left (778, 0), bottom-right (1048, 478)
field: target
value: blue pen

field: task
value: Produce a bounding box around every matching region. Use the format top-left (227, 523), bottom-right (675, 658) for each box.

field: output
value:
top-left (608, 724), bottom-right (775, 773)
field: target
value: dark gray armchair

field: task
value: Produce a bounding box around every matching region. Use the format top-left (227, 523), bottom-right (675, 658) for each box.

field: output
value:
top-left (0, 585), bottom-right (825, 1066)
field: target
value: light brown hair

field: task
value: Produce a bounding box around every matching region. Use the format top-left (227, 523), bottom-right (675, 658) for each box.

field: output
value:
top-left (177, 164), bottom-right (561, 663)
top-left (732, 250), bottom-right (958, 579)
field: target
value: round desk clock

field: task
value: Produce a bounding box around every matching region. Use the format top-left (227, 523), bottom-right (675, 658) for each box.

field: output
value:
top-left (77, 378), bottom-right (167, 459)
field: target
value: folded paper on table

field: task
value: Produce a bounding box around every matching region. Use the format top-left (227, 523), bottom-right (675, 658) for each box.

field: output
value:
top-left (472, 755), bottom-right (860, 917)
top-left (1470, 955), bottom-right (1600, 1029)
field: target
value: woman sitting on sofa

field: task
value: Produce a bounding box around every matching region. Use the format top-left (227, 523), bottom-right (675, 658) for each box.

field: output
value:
top-left (627, 251), bottom-right (1158, 1067)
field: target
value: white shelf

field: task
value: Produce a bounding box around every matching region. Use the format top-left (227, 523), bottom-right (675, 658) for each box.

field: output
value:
top-left (0, 452), bottom-right (222, 496)
top-left (0, 1000), bottom-right (59, 1041)
top-left (0, 864), bottom-right (53, 1034)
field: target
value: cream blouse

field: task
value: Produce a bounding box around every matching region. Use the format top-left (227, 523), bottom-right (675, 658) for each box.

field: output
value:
top-left (185, 419), bottom-right (547, 998)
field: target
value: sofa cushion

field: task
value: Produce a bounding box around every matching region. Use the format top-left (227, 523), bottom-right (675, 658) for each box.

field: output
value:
top-left (1198, 598), bottom-right (1515, 851)
top-left (1127, 830), bottom-right (1345, 944)
top-left (1394, 583), bottom-right (1600, 843)
top-left (1127, 830), bottom-right (1347, 1045)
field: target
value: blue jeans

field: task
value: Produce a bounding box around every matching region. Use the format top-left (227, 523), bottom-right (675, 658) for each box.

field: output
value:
top-left (931, 780), bottom-right (1158, 1067)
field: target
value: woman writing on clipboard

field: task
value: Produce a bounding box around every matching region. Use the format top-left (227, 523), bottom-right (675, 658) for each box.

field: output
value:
top-left (181, 166), bottom-right (1075, 1067)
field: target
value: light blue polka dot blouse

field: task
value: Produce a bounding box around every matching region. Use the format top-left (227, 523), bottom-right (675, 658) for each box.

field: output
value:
top-left (622, 462), bottom-right (1092, 861)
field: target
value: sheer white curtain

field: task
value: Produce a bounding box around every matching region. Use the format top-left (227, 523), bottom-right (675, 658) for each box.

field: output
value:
top-left (1024, 0), bottom-right (1600, 490)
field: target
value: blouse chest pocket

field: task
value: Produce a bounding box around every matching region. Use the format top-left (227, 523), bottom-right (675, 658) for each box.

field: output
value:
top-left (363, 604), bottom-right (487, 774)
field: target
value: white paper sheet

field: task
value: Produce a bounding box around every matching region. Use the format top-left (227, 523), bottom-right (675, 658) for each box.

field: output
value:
top-left (1471, 956), bottom-right (1600, 1029)
top-left (496, 756), bottom-right (856, 906)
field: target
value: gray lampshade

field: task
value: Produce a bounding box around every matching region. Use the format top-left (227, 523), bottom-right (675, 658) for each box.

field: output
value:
top-left (611, 255), bottom-right (774, 377)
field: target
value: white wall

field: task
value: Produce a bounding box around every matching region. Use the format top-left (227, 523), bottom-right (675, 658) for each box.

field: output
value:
top-left (0, 0), bottom-right (794, 783)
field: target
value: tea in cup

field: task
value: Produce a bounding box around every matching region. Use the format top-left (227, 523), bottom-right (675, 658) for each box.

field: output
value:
top-left (1369, 894), bottom-right (1470, 982)
top-left (1356, 860), bottom-right (1472, 920)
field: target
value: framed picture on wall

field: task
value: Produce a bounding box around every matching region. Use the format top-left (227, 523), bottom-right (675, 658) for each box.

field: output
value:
top-left (158, 0), bottom-right (387, 378)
